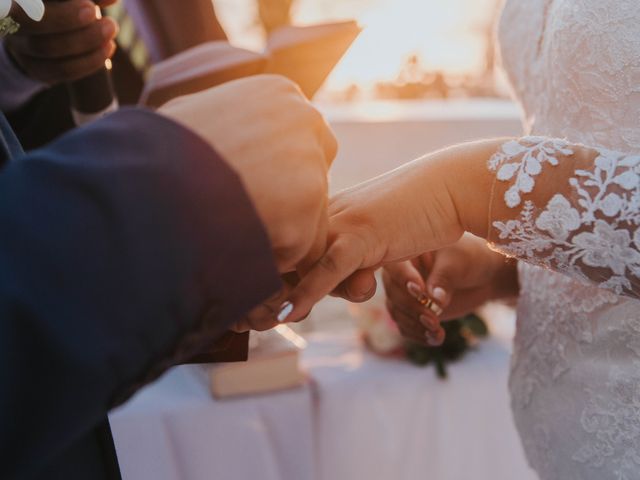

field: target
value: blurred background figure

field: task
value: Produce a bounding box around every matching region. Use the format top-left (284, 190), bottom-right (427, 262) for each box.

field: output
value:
top-left (121, 0), bottom-right (227, 63)
top-left (257, 0), bottom-right (294, 34)
top-left (2, 0), bottom-right (230, 149)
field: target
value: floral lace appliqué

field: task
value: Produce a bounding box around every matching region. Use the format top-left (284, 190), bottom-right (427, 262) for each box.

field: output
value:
top-left (496, 1), bottom-right (640, 479)
top-left (572, 364), bottom-right (640, 480)
top-left (489, 137), bottom-right (640, 297)
top-left (489, 137), bottom-right (574, 208)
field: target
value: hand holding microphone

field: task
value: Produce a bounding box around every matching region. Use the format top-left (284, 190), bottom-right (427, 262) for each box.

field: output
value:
top-left (5, 0), bottom-right (119, 123)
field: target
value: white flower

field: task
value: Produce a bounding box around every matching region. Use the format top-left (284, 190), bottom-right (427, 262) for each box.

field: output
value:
top-left (535, 194), bottom-right (581, 241)
top-left (614, 170), bottom-right (639, 191)
top-left (620, 155), bottom-right (640, 168)
top-left (516, 173), bottom-right (535, 193)
top-left (595, 153), bottom-right (615, 171)
top-left (352, 304), bottom-right (404, 355)
top-left (599, 193), bottom-right (623, 217)
top-left (525, 157), bottom-right (542, 175)
top-left (366, 317), bottom-right (404, 355)
top-left (504, 186), bottom-right (522, 208)
top-left (501, 140), bottom-right (528, 157)
top-left (0, 0), bottom-right (44, 21)
top-left (634, 228), bottom-right (640, 250)
top-left (573, 220), bottom-right (640, 275)
top-left (497, 162), bottom-right (519, 181)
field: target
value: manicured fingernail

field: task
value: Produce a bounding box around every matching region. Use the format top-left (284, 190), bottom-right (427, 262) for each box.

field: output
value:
top-left (78, 5), bottom-right (96, 23)
top-left (407, 281), bottom-right (429, 304)
top-left (427, 301), bottom-right (443, 317)
top-left (277, 302), bottom-right (294, 323)
top-left (419, 314), bottom-right (439, 333)
top-left (426, 336), bottom-right (442, 347)
top-left (431, 287), bottom-right (447, 304)
top-left (426, 329), bottom-right (445, 346)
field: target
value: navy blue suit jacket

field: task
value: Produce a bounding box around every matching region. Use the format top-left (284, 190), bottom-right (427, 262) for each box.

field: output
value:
top-left (0, 109), bottom-right (280, 479)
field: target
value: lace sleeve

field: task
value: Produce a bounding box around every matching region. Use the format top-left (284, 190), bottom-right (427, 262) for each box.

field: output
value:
top-left (487, 136), bottom-right (640, 298)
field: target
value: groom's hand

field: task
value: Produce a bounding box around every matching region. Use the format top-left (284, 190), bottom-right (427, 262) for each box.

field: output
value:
top-left (159, 75), bottom-right (337, 273)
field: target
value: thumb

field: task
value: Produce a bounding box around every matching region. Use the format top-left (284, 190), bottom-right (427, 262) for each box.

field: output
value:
top-left (336, 268), bottom-right (378, 303)
top-left (278, 236), bottom-right (364, 323)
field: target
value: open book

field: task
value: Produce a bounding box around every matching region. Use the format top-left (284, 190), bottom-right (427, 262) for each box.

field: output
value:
top-left (141, 21), bottom-right (361, 107)
top-left (205, 325), bottom-right (307, 399)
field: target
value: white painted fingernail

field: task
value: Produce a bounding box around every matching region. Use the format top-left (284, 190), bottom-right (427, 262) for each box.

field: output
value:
top-left (277, 302), bottom-right (294, 323)
top-left (407, 281), bottom-right (429, 305)
top-left (431, 287), bottom-right (447, 304)
top-left (428, 301), bottom-right (444, 317)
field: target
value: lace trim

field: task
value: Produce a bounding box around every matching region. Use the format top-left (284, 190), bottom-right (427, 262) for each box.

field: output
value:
top-left (572, 363), bottom-right (640, 479)
top-left (488, 136), bottom-right (640, 297)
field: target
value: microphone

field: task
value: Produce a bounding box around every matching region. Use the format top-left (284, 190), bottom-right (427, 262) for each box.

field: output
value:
top-left (63, 1), bottom-right (118, 125)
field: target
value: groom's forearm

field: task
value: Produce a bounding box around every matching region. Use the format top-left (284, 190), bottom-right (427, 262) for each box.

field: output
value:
top-left (0, 108), bottom-right (281, 478)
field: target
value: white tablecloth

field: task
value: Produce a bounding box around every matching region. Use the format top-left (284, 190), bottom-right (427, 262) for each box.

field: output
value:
top-left (307, 332), bottom-right (536, 480)
top-left (110, 325), bottom-right (537, 480)
top-left (110, 366), bottom-right (315, 480)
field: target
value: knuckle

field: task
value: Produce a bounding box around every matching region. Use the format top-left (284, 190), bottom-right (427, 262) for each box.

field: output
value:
top-left (275, 75), bottom-right (302, 94)
top-left (82, 24), bottom-right (110, 50)
top-left (25, 37), bottom-right (50, 57)
top-left (261, 74), bottom-right (299, 95)
top-left (278, 224), bottom-right (303, 251)
top-left (319, 249), bottom-right (341, 275)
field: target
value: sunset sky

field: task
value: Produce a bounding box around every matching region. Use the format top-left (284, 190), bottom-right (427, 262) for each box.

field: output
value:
top-left (215, 0), bottom-right (500, 88)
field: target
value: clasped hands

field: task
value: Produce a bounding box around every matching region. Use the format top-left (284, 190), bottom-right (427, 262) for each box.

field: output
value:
top-left (2, 0), bottom-right (514, 345)
top-left (160, 75), bottom-right (520, 346)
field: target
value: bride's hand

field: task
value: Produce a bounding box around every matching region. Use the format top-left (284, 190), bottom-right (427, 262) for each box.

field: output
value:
top-left (278, 139), bottom-right (507, 323)
top-left (383, 234), bottom-right (519, 346)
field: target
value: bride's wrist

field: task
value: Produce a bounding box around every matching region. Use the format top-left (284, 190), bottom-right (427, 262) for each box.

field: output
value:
top-left (440, 139), bottom-right (513, 240)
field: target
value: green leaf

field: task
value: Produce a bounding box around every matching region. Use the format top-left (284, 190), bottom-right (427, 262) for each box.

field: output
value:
top-left (0, 17), bottom-right (20, 38)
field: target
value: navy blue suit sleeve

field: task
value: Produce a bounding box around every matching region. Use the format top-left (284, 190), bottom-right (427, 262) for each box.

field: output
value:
top-left (0, 108), bottom-right (281, 478)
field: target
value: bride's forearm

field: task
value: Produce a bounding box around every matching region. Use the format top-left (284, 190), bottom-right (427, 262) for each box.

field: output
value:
top-left (415, 138), bottom-right (513, 240)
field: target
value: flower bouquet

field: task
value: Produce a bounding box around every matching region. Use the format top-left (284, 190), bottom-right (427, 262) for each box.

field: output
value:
top-left (352, 303), bottom-right (489, 379)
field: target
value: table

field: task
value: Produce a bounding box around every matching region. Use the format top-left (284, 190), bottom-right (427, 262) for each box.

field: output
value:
top-left (307, 332), bottom-right (536, 480)
top-left (110, 102), bottom-right (530, 479)
top-left (110, 367), bottom-right (314, 480)
top-left (110, 314), bottom-right (537, 480)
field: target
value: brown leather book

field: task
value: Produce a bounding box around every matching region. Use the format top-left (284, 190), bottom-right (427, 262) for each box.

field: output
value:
top-left (184, 331), bottom-right (250, 364)
top-left (141, 20), bottom-right (361, 107)
top-left (206, 326), bottom-right (307, 399)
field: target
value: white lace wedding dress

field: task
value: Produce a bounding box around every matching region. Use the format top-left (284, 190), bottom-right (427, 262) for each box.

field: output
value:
top-left (488, 1), bottom-right (640, 479)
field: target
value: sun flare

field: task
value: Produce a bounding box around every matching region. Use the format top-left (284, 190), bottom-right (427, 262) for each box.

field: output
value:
top-left (215, 0), bottom-right (499, 92)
